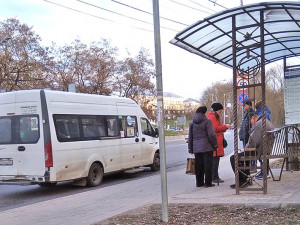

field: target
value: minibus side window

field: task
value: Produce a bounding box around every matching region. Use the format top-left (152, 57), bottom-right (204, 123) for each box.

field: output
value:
top-left (106, 116), bottom-right (119, 137)
top-left (140, 117), bottom-right (154, 136)
top-left (67, 120), bottom-right (80, 138)
top-left (54, 115), bottom-right (80, 141)
top-left (0, 117), bottom-right (12, 144)
top-left (56, 121), bottom-right (69, 138)
top-left (19, 116), bottom-right (39, 143)
top-left (82, 116), bottom-right (105, 139)
top-left (54, 114), bottom-right (122, 141)
top-left (120, 116), bottom-right (137, 138)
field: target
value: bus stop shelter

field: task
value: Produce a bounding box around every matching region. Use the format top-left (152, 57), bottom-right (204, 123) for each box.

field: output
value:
top-left (170, 1), bottom-right (300, 194)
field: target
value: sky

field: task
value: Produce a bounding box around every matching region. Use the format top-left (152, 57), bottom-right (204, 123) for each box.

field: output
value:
top-left (0, 0), bottom-right (298, 100)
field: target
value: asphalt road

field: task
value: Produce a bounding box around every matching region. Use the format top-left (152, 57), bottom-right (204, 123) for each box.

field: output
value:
top-left (0, 139), bottom-right (188, 212)
top-left (0, 131), bottom-right (237, 213)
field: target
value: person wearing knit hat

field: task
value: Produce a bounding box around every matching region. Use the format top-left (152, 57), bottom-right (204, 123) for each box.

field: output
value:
top-left (211, 102), bottom-right (224, 112)
top-left (196, 106), bottom-right (207, 114)
top-left (207, 102), bottom-right (232, 184)
top-left (244, 99), bottom-right (252, 106)
top-left (188, 105), bottom-right (218, 188)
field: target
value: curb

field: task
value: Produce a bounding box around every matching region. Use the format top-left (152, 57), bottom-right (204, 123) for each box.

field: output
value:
top-left (165, 135), bottom-right (185, 142)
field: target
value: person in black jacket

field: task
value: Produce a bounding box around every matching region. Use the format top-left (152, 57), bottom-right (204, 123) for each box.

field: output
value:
top-left (188, 106), bottom-right (218, 188)
top-left (239, 99), bottom-right (254, 147)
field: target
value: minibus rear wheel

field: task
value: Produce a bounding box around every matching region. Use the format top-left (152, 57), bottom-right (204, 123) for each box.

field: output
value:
top-left (150, 152), bottom-right (160, 171)
top-left (86, 163), bottom-right (104, 187)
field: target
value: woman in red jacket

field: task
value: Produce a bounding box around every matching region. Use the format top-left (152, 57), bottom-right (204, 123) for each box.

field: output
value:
top-left (207, 102), bottom-right (232, 183)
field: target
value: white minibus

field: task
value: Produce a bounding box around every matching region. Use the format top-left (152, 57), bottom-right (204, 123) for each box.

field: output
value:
top-left (0, 90), bottom-right (159, 187)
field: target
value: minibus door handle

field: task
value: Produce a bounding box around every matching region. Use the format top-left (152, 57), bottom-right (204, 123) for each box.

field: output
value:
top-left (18, 146), bottom-right (26, 151)
top-left (142, 138), bottom-right (145, 142)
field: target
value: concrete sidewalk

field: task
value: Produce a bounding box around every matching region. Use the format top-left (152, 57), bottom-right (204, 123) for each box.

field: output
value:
top-left (170, 155), bottom-right (300, 207)
top-left (0, 154), bottom-right (300, 225)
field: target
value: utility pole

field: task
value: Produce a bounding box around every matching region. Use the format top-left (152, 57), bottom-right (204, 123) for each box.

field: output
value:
top-left (152, 0), bottom-right (168, 222)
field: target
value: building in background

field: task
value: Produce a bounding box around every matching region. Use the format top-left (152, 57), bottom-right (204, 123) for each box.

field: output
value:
top-left (140, 92), bottom-right (200, 127)
top-left (183, 98), bottom-right (201, 108)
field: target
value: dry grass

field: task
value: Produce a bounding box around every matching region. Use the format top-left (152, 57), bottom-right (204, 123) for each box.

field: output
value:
top-left (97, 159), bottom-right (300, 225)
top-left (96, 204), bottom-right (300, 225)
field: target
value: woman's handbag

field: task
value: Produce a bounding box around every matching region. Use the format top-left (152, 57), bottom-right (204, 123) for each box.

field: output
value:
top-left (186, 154), bottom-right (195, 175)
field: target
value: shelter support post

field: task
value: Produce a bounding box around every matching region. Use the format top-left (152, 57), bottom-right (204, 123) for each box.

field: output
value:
top-left (232, 15), bottom-right (240, 195)
top-left (232, 9), bottom-right (268, 194)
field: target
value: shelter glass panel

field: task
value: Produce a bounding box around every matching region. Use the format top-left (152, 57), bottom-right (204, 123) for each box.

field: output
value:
top-left (177, 22), bottom-right (209, 40)
top-left (236, 11), bottom-right (260, 27)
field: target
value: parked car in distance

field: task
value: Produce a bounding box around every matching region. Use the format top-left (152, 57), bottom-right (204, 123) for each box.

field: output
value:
top-left (169, 127), bottom-right (182, 131)
top-left (185, 134), bottom-right (189, 143)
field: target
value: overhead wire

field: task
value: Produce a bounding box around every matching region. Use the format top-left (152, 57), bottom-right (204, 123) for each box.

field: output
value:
top-left (43, 0), bottom-right (153, 32)
top-left (168, 0), bottom-right (212, 14)
top-left (208, 0), bottom-right (228, 10)
top-left (44, 0), bottom-right (224, 35)
top-left (76, 0), bottom-right (179, 32)
top-left (188, 0), bottom-right (217, 13)
top-left (76, 0), bottom-right (152, 26)
top-left (111, 0), bottom-right (189, 26)
top-left (44, 0), bottom-right (113, 22)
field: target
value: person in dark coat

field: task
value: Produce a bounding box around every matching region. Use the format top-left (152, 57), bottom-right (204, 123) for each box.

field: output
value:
top-left (188, 106), bottom-right (218, 188)
top-left (239, 99), bottom-right (254, 147)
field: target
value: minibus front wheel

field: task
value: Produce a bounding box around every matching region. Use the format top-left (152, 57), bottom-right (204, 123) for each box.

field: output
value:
top-left (150, 152), bottom-right (160, 171)
top-left (86, 163), bottom-right (104, 187)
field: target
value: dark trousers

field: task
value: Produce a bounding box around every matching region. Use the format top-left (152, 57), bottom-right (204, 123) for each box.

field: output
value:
top-left (259, 159), bottom-right (270, 174)
top-left (195, 151), bottom-right (213, 186)
top-left (230, 152), bottom-right (250, 182)
top-left (212, 156), bottom-right (220, 180)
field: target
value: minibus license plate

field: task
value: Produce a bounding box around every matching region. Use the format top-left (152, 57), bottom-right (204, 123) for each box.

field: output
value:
top-left (0, 158), bottom-right (13, 166)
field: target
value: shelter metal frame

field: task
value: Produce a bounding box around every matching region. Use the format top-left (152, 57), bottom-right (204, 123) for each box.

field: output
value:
top-left (171, 2), bottom-right (300, 194)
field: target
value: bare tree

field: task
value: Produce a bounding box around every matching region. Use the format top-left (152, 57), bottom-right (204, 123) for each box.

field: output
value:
top-left (266, 65), bottom-right (284, 126)
top-left (201, 81), bottom-right (232, 108)
top-left (199, 66), bottom-right (285, 127)
top-left (114, 47), bottom-right (155, 100)
top-left (50, 39), bottom-right (118, 94)
top-left (266, 64), bottom-right (284, 92)
top-left (87, 39), bottom-right (117, 95)
top-left (0, 18), bottom-right (157, 117)
top-left (0, 18), bottom-right (53, 91)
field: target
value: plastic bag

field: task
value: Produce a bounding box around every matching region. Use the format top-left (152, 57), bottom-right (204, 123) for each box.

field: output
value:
top-left (186, 154), bottom-right (195, 175)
